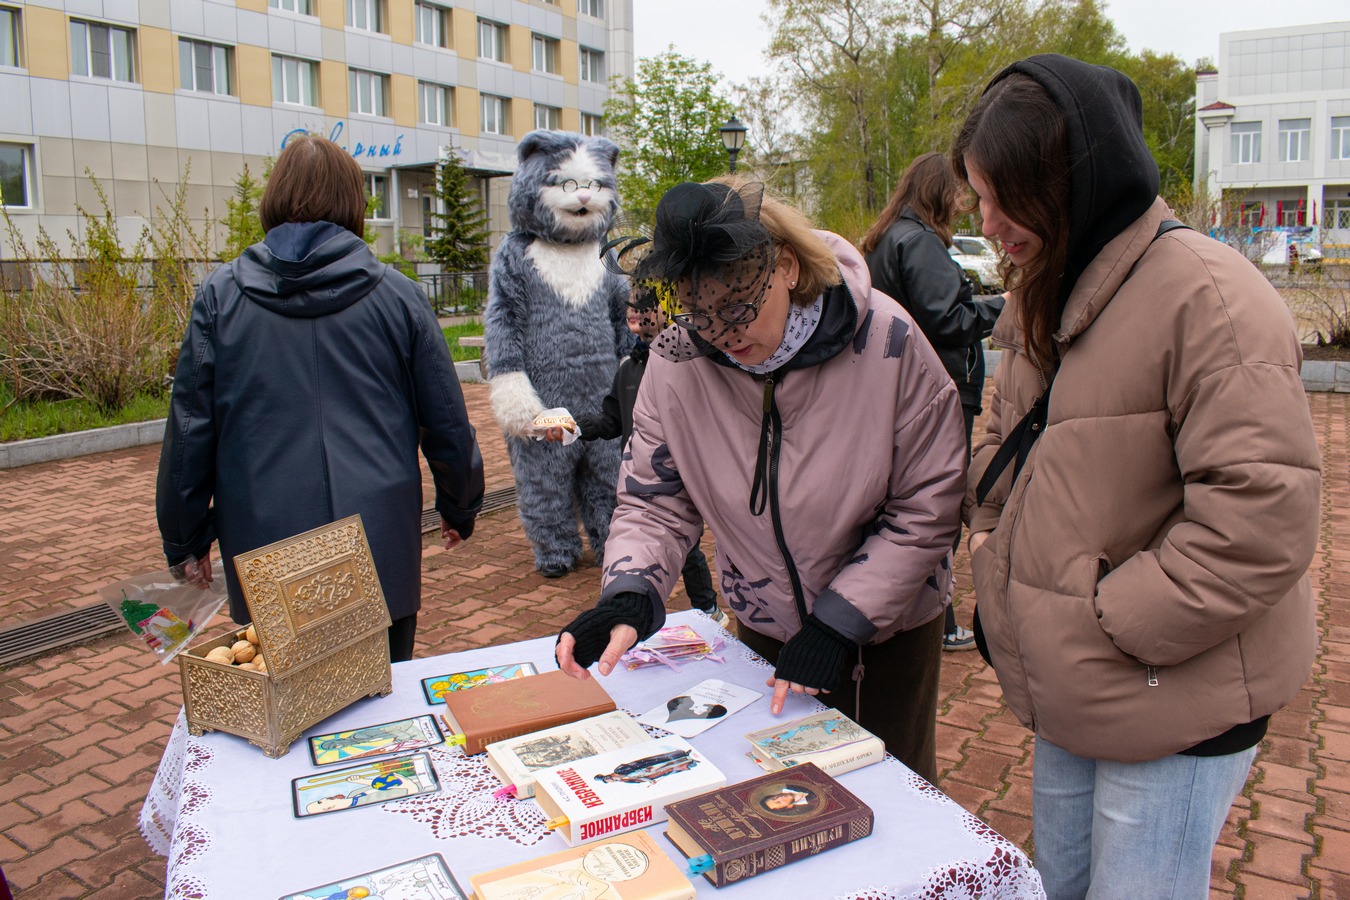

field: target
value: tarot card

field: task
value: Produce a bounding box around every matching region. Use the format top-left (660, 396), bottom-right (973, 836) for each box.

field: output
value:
top-left (292, 752), bottom-right (440, 818)
top-left (420, 662), bottom-right (539, 704)
top-left (308, 714), bottom-right (444, 767)
top-left (636, 678), bottom-right (762, 738)
top-left (277, 852), bottom-right (468, 899)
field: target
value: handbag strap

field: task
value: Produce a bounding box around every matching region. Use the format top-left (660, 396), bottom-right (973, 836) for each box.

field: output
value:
top-left (975, 219), bottom-right (1187, 506)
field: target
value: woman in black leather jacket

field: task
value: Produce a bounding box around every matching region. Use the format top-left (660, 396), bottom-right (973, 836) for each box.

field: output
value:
top-left (861, 152), bottom-right (1005, 651)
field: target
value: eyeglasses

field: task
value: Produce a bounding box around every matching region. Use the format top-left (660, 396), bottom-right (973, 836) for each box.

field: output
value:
top-left (560, 179), bottom-right (602, 193)
top-left (671, 300), bottom-right (762, 331)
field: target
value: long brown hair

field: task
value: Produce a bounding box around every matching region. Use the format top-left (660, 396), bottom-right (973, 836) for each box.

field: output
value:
top-left (858, 152), bottom-right (960, 255)
top-left (952, 75), bottom-right (1070, 369)
top-left (260, 135), bottom-right (368, 237)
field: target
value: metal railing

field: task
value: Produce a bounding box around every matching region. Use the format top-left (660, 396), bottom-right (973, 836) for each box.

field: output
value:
top-left (419, 271), bottom-right (488, 317)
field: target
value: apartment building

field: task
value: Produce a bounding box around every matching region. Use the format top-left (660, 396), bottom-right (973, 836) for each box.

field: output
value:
top-left (1194, 20), bottom-right (1350, 244)
top-left (0, 0), bottom-right (634, 258)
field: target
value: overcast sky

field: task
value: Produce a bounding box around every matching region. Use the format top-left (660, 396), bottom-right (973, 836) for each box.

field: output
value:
top-left (632, 0), bottom-right (1350, 88)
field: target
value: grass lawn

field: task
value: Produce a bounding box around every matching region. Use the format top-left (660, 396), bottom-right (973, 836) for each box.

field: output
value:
top-left (2, 321), bottom-right (487, 444)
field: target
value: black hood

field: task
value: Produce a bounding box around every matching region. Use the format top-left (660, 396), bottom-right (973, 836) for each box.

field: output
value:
top-left (986, 54), bottom-right (1160, 300)
top-left (234, 221), bottom-right (385, 318)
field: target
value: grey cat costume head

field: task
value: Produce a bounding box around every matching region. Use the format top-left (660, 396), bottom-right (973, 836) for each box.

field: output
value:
top-left (507, 130), bottom-right (621, 245)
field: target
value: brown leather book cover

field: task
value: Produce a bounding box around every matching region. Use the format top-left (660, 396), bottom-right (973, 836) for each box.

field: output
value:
top-left (663, 762), bottom-right (874, 887)
top-left (439, 669), bottom-right (616, 754)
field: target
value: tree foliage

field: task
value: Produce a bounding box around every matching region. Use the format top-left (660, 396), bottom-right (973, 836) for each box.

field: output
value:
top-left (220, 162), bottom-right (268, 263)
top-left (603, 50), bottom-right (738, 215)
top-left (424, 150), bottom-right (490, 273)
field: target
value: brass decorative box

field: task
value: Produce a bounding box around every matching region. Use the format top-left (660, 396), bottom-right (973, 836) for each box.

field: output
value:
top-left (179, 515), bottom-right (394, 758)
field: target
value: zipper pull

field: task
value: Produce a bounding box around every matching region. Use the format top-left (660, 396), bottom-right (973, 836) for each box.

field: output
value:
top-left (762, 374), bottom-right (775, 413)
top-left (1146, 666), bottom-right (1158, 687)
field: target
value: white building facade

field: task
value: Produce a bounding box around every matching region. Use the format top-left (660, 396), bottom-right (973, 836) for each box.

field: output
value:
top-left (1194, 20), bottom-right (1350, 245)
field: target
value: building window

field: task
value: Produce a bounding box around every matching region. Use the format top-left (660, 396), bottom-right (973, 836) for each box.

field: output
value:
top-left (478, 19), bottom-right (505, 62)
top-left (0, 142), bottom-right (33, 208)
top-left (349, 69), bottom-right (386, 117)
top-left (419, 81), bottom-right (451, 126)
top-left (272, 54), bottom-right (318, 106)
top-left (480, 94), bottom-right (507, 134)
top-left (269, 0), bottom-right (312, 13)
top-left (179, 39), bottom-right (232, 95)
top-left (532, 35), bottom-right (558, 74)
top-left (1333, 116), bottom-right (1350, 161)
top-left (415, 2), bottom-right (447, 47)
top-left (422, 194), bottom-right (434, 237)
top-left (577, 0), bottom-right (604, 18)
top-left (1230, 122), bottom-right (1261, 165)
top-left (534, 104), bottom-right (559, 131)
top-left (1278, 118), bottom-right (1310, 163)
top-left (581, 113), bottom-right (602, 136)
top-left (1239, 202), bottom-right (1261, 228)
top-left (346, 0), bottom-right (380, 32)
top-left (366, 173), bottom-right (388, 219)
top-left (70, 20), bottom-right (135, 82)
top-left (0, 7), bottom-right (21, 68)
top-left (579, 47), bottom-right (604, 83)
top-left (1329, 199), bottom-right (1350, 230)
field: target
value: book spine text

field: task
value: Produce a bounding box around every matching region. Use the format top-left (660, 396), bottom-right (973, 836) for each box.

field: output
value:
top-left (579, 804), bottom-right (654, 842)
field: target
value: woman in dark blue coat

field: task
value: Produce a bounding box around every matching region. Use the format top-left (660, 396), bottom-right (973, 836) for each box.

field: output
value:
top-left (156, 135), bottom-right (485, 661)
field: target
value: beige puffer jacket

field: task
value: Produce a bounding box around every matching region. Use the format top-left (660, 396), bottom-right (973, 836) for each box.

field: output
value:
top-left (967, 198), bottom-right (1321, 762)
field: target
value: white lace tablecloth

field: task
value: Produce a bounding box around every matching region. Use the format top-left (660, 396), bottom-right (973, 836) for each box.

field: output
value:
top-left (140, 611), bottom-right (1044, 899)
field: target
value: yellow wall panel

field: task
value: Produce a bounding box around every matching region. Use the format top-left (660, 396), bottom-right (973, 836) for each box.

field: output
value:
top-left (316, 0), bottom-right (345, 31)
top-left (511, 95), bottom-right (531, 138)
top-left (320, 59), bottom-right (347, 117)
top-left (236, 45), bottom-right (273, 106)
top-left (386, 0), bottom-right (412, 45)
top-left (509, 24), bottom-right (528, 73)
top-left (24, 6), bottom-right (70, 81)
top-left (139, 27), bottom-right (175, 93)
top-left (389, 73), bottom-right (416, 128)
top-left (451, 9), bottom-right (475, 59)
top-left (560, 38), bottom-right (577, 84)
top-left (236, 0), bottom-right (267, 13)
top-left (560, 108), bottom-right (578, 132)
top-left (456, 86), bottom-right (479, 134)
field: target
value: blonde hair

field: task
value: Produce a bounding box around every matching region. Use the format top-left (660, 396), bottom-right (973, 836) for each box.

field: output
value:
top-left (707, 176), bottom-right (841, 306)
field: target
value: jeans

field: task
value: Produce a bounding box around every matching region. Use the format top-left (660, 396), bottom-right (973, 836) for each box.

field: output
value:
top-left (1032, 736), bottom-right (1257, 899)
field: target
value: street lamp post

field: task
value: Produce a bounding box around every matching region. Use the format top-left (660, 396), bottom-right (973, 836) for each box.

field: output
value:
top-left (719, 116), bottom-right (747, 174)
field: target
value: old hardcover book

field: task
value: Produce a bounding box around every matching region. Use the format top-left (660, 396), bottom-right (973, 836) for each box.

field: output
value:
top-left (743, 709), bottom-right (884, 777)
top-left (439, 669), bottom-right (616, 755)
top-left (470, 830), bottom-right (695, 900)
top-left (486, 710), bottom-right (654, 799)
top-left (663, 762), bottom-right (874, 887)
top-left (532, 737), bottom-right (726, 847)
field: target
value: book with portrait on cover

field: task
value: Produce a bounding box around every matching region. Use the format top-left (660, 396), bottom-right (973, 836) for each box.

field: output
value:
top-left (469, 830), bottom-right (695, 900)
top-left (485, 710), bottom-right (654, 800)
top-left (438, 669), bottom-right (616, 755)
top-left (532, 736), bottom-right (726, 847)
top-left (663, 762), bottom-right (874, 887)
top-left (744, 709), bottom-right (884, 777)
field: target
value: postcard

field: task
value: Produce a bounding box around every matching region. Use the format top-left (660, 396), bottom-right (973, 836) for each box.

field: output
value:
top-left (277, 852), bottom-right (467, 899)
top-left (292, 752), bottom-right (440, 818)
top-left (420, 662), bottom-right (539, 704)
top-left (308, 714), bottom-right (444, 767)
top-left (635, 678), bottom-right (762, 738)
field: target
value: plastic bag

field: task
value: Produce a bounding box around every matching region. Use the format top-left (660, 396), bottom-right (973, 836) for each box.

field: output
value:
top-left (98, 559), bottom-right (228, 664)
top-left (526, 407), bottom-right (580, 445)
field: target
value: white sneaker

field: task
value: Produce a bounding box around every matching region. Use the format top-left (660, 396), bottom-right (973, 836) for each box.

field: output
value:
top-left (702, 608), bottom-right (731, 629)
top-left (943, 625), bottom-right (977, 652)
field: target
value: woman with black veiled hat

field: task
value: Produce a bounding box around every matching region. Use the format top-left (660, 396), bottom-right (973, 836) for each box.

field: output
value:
top-left (553, 178), bottom-right (967, 783)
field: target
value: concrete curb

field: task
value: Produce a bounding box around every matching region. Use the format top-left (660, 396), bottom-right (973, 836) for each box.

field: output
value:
top-left (2, 354), bottom-right (1344, 470)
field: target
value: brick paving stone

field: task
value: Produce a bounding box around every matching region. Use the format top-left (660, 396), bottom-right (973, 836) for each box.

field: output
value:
top-left (0, 384), bottom-right (1344, 898)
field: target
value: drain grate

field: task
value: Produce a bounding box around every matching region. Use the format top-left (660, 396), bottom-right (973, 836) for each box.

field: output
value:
top-left (420, 485), bottom-right (517, 532)
top-left (1, 486), bottom-right (518, 667)
top-left (0, 603), bottom-right (125, 667)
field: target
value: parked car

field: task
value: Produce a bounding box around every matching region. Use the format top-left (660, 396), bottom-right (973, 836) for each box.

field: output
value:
top-left (949, 235), bottom-right (1003, 292)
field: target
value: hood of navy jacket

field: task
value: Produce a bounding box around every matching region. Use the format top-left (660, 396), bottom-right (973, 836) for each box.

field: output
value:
top-left (233, 221), bottom-right (386, 318)
top-left (986, 54), bottom-right (1159, 304)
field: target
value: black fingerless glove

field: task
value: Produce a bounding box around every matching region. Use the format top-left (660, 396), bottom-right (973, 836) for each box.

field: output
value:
top-left (773, 615), bottom-right (855, 694)
top-left (559, 592), bottom-right (656, 669)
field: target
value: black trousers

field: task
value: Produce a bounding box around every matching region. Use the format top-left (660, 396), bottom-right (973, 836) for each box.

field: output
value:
top-left (737, 612), bottom-right (945, 784)
top-left (388, 612), bottom-right (417, 663)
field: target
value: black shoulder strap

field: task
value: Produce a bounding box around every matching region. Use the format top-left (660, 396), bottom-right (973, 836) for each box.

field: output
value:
top-left (974, 218), bottom-right (1187, 506)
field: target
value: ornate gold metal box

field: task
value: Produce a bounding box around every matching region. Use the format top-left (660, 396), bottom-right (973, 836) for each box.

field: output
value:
top-left (178, 515), bottom-right (393, 758)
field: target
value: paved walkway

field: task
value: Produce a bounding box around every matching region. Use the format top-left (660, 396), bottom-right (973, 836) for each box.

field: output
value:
top-left (0, 385), bottom-right (1346, 898)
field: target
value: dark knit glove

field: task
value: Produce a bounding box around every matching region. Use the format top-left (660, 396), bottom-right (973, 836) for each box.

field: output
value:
top-left (773, 615), bottom-right (855, 694)
top-left (559, 592), bottom-right (656, 669)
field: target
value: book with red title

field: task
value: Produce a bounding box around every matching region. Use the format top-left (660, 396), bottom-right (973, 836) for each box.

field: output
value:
top-left (485, 710), bottom-right (654, 800)
top-left (439, 669), bottom-right (615, 755)
top-left (532, 736), bottom-right (725, 847)
top-left (663, 762), bottom-right (874, 887)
